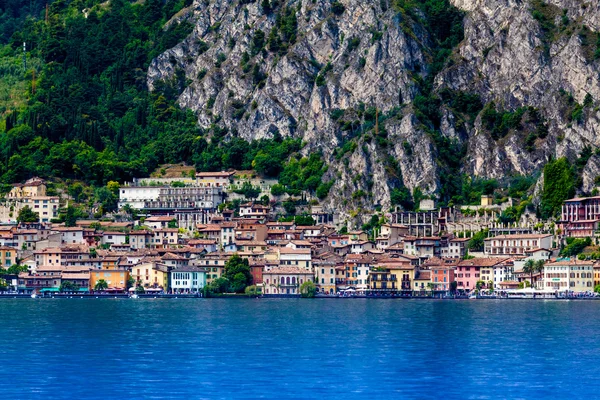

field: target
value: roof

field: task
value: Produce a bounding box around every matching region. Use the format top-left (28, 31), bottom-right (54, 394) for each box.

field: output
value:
top-left (196, 171), bottom-right (235, 178)
top-left (484, 234), bottom-right (552, 241)
top-left (171, 266), bottom-right (208, 273)
top-left (263, 267), bottom-right (313, 275)
top-left (458, 258), bottom-right (510, 267)
top-left (146, 216), bottom-right (175, 222)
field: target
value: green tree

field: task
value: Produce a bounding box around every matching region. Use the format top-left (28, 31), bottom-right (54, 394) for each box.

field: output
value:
top-left (206, 277), bottom-right (230, 295)
top-left (64, 205), bottom-right (78, 227)
top-left (594, 284), bottom-right (600, 294)
top-left (245, 285), bottom-right (261, 296)
top-left (234, 181), bottom-right (261, 200)
top-left (300, 281), bottom-right (316, 298)
top-left (94, 279), bottom-right (109, 291)
top-left (5, 264), bottom-right (27, 275)
top-left (126, 276), bottom-right (135, 290)
top-left (468, 229), bottom-right (488, 252)
top-left (522, 259), bottom-right (536, 288)
top-left (59, 281), bottom-right (79, 292)
top-left (450, 281), bottom-right (458, 294)
top-left (294, 214), bottom-right (315, 226)
top-left (540, 158), bottom-right (575, 219)
top-left (223, 254), bottom-right (252, 293)
top-left (68, 182), bottom-right (86, 203)
top-left (17, 206), bottom-right (39, 223)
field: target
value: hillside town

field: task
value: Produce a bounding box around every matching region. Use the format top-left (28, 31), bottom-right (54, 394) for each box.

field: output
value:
top-left (0, 174), bottom-right (598, 299)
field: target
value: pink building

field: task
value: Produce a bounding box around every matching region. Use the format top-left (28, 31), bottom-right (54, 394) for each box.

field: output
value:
top-left (455, 258), bottom-right (508, 293)
top-left (561, 196), bottom-right (600, 237)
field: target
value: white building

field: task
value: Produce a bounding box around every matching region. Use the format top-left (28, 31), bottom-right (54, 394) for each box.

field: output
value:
top-left (118, 186), bottom-right (223, 212)
top-left (101, 232), bottom-right (128, 247)
top-left (278, 248), bottom-right (312, 271)
top-left (53, 227), bottom-right (85, 245)
top-left (543, 260), bottom-right (594, 292)
top-left (169, 266), bottom-right (207, 293)
top-left (493, 262), bottom-right (515, 285)
top-left (484, 234), bottom-right (553, 256)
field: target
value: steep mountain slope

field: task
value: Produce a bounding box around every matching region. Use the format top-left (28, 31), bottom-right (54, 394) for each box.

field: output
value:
top-left (148, 0), bottom-right (600, 213)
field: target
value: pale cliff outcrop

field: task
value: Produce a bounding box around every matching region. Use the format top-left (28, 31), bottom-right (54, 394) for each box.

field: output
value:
top-left (148, 0), bottom-right (600, 216)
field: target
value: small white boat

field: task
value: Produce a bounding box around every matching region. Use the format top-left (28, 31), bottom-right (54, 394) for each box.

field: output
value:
top-left (30, 293), bottom-right (37, 299)
top-left (468, 293), bottom-right (477, 300)
top-left (130, 294), bottom-right (139, 299)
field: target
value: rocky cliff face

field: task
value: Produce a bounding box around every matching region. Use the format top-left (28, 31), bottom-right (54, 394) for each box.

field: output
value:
top-left (148, 0), bottom-right (600, 216)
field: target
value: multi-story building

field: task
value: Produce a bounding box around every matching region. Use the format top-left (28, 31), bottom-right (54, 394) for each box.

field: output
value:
top-left (313, 260), bottom-right (337, 295)
top-left (344, 254), bottom-right (373, 292)
top-left (543, 260), bottom-right (594, 292)
top-left (430, 266), bottom-right (456, 292)
top-left (0, 245), bottom-right (17, 268)
top-left (90, 269), bottom-right (129, 291)
top-left (118, 185), bottom-right (224, 228)
top-left (195, 171), bottom-right (235, 188)
top-left (169, 266), bottom-right (207, 293)
top-left (484, 234), bottom-right (553, 256)
top-left (262, 266), bottom-right (314, 295)
top-left (441, 237), bottom-right (470, 258)
top-left (455, 258), bottom-right (509, 293)
top-left (560, 196), bottom-right (600, 237)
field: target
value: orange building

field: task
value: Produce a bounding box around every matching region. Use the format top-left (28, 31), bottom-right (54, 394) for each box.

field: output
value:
top-left (90, 269), bottom-right (129, 292)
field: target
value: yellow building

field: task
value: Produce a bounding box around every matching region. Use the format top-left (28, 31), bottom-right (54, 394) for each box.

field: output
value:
top-left (0, 246), bottom-right (17, 268)
top-left (7, 177), bottom-right (47, 199)
top-left (382, 261), bottom-right (416, 292)
top-left (367, 269), bottom-right (398, 293)
top-left (480, 266), bottom-right (494, 286)
top-left (314, 261), bottom-right (336, 295)
top-left (131, 262), bottom-right (169, 290)
top-left (90, 269), bottom-right (129, 291)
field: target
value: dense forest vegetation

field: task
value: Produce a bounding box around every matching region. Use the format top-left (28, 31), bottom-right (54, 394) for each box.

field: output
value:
top-left (0, 0), bottom-right (315, 192)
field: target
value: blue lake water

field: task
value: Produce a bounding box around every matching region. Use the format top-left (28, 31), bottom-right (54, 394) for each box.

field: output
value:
top-left (1, 298), bottom-right (599, 399)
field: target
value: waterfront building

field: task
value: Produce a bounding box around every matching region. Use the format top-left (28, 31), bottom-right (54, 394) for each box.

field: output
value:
top-left (262, 266), bottom-right (314, 295)
top-left (543, 260), bottom-right (594, 292)
top-left (429, 265), bottom-right (456, 292)
top-left (455, 258), bottom-right (509, 293)
top-left (169, 266), bottom-right (207, 293)
top-left (313, 260), bottom-right (337, 294)
top-left (344, 254), bottom-right (374, 292)
top-left (90, 269), bottom-right (129, 291)
top-left (131, 261), bottom-right (170, 290)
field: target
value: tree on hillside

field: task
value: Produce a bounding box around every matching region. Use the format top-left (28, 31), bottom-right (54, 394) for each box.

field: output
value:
top-left (468, 230), bottom-right (488, 252)
top-left (234, 181), bottom-right (261, 200)
top-left (17, 206), bottom-right (38, 223)
top-left (540, 158), bottom-right (575, 219)
top-left (224, 254), bottom-right (252, 293)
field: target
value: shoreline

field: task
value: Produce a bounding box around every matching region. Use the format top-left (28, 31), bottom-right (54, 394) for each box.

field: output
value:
top-left (1, 293), bottom-right (599, 300)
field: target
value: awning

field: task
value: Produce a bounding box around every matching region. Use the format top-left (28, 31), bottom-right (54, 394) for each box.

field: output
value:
top-left (78, 288), bottom-right (89, 292)
top-left (40, 288), bottom-right (60, 292)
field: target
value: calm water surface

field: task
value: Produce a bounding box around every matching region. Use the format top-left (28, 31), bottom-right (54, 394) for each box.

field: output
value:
top-left (0, 298), bottom-right (598, 399)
